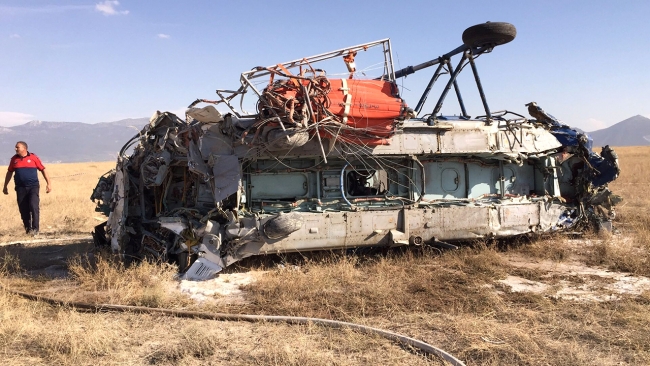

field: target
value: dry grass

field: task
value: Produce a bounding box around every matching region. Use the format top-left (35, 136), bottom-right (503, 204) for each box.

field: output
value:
top-left (0, 271), bottom-right (447, 365)
top-left (66, 253), bottom-right (192, 307)
top-left (235, 246), bottom-right (650, 365)
top-left (0, 288), bottom-right (445, 365)
top-left (1, 146), bottom-right (650, 365)
top-left (587, 146), bottom-right (650, 275)
top-left (0, 161), bottom-right (114, 242)
top-left (237, 246), bottom-right (507, 319)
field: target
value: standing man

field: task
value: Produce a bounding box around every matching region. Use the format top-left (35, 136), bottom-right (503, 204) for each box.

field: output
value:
top-left (3, 141), bottom-right (52, 236)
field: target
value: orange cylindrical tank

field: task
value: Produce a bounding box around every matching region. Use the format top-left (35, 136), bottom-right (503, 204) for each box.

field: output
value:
top-left (262, 78), bottom-right (405, 146)
top-left (326, 79), bottom-right (404, 137)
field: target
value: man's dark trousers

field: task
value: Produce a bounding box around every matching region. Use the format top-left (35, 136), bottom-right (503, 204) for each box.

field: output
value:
top-left (16, 185), bottom-right (39, 233)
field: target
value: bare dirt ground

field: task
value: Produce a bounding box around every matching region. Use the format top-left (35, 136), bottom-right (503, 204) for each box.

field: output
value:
top-left (176, 237), bottom-right (650, 306)
top-left (499, 252), bottom-right (650, 302)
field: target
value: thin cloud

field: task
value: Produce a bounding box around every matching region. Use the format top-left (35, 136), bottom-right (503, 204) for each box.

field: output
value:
top-left (0, 111), bottom-right (35, 127)
top-left (9, 34), bottom-right (20, 39)
top-left (157, 33), bottom-right (170, 39)
top-left (95, 1), bottom-right (129, 16)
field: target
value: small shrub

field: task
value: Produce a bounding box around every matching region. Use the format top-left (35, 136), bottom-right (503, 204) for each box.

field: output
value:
top-left (0, 252), bottom-right (21, 275)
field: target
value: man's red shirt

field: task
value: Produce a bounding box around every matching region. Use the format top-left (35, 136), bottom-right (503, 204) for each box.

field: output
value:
top-left (7, 152), bottom-right (45, 188)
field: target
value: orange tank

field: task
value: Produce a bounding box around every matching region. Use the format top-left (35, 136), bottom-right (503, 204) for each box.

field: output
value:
top-left (325, 79), bottom-right (405, 139)
top-left (262, 77), bottom-right (406, 146)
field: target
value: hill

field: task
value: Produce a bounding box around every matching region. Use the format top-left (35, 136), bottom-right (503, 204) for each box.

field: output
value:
top-left (589, 115), bottom-right (650, 147)
top-left (0, 118), bottom-right (148, 163)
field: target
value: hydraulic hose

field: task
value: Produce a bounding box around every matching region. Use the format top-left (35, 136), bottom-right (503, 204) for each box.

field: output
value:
top-left (0, 283), bottom-right (465, 366)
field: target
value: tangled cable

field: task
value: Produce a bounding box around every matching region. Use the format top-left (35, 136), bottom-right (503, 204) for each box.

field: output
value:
top-left (253, 68), bottom-right (401, 148)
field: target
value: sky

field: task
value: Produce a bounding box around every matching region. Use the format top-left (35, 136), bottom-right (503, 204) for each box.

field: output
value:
top-left (0, 0), bottom-right (649, 132)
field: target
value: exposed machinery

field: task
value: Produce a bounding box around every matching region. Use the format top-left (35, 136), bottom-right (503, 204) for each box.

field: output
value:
top-left (91, 22), bottom-right (620, 279)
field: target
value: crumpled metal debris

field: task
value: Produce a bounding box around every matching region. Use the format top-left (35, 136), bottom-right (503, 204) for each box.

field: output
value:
top-left (91, 25), bottom-right (620, 279)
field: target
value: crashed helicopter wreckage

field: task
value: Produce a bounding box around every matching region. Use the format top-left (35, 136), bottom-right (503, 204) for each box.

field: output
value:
top-left (91, 22), bottom-right (621, 279)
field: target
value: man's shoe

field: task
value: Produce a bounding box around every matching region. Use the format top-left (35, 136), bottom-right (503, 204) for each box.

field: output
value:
top-left (31, 230), bottom-right (39, 237)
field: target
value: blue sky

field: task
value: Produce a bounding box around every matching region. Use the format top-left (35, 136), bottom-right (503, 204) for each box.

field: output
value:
top-left (1, 0), bottom-right (648, 132)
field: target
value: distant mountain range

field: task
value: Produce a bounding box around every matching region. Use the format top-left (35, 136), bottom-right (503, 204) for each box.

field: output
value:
top-left (588, 115), bottom-right (650, 147)
top-left (0, 115), bottom-right (647, 163)
top-left (0, 118), bottom-right (148, 163)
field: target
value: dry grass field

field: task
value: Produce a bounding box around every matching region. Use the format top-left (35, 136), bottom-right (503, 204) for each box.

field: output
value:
top-left (1, 147), bottom-right (650, 365)
top-left (0, 161), bottom-right (116, 242)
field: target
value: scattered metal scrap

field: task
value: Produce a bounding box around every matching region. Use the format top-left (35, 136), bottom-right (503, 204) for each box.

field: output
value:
top-left (91, 22), bottom-right (620, 278)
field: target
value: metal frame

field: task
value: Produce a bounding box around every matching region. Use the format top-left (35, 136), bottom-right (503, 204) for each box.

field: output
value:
top-left (214, 39), bottom-right (395, 118)
top-left (213, 37), bottom-right (501, 124)
top-left (392, 45), bottom-right (496, 123)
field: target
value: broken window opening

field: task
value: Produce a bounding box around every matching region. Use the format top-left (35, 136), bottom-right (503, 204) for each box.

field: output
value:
top-left (346, 170), bottom-right (388, 197)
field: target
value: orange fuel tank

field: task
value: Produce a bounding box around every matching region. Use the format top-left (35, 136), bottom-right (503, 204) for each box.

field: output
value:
top-left (263, 77), bottom-right (406, 146)
top-left (324, 79), bottom-right (405, 144)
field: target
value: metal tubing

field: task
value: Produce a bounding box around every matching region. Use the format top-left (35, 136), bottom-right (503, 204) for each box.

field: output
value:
top-left (119, 135), bottom-right (140, 156)
top-left (468, 51), bottom-right (491, 122)
top-left (464, 163), bottom-right (470, 198)
top-left (315, 169), bottom-right (321, 204)
top-left (446, 61), bottom-right (468, 118)
top-left (499, 160), bottom-right (505, 198)
top-left (412, 156), bottom-right (426, 201)
top-left (215, 89), bottom-right (243, 117)
top-left (414, 62), bottom-right (445, 114)
top-left (393, 44), bottom-right (469, 79)
top-left (302, 85), bottom-right (328, 163)
top-left (430, 53), bottom-right (468, 124)
top-left (432, 240), bottom-right (459, 250)
top-left (384, 39), bottom-right (397, 82)
top-left (340, 164), bottom-right (354, 207)
top-left (242, 39), bottom-right (391, 80)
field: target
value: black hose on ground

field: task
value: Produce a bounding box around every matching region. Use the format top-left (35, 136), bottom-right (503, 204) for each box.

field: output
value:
top-left (0, 283), bottom-right (465, 366)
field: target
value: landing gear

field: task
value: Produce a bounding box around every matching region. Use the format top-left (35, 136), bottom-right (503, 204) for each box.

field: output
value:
top-left (462, 22), bottom-right (517, 48)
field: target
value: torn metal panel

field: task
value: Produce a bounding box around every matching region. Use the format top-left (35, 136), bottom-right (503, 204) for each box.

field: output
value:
top-left (106, 160), bottom-right (126, 252)
top-left (187, 105), bottom-right (223, 124)
top-left (211, 154), bottom-right (241, 203)
top-left (159, 217), bottom-right (187, 235)
top-left (91, 22), bottom-right (621, 278)
top-left (183, 257), bottom-right (223, 280)
top-left (187, 140), bottom-right (211, 181)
